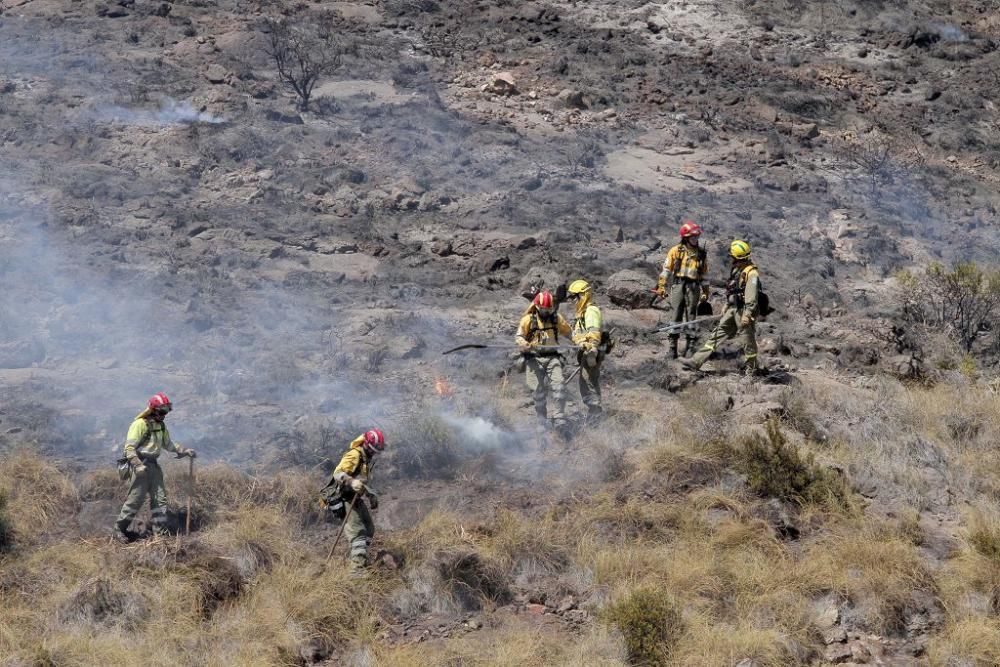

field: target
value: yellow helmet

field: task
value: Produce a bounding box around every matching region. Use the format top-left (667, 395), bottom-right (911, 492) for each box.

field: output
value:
top-left (568, 279), bottom-right (591, 295)
top-left (730, 240), bottom-right (751, 260)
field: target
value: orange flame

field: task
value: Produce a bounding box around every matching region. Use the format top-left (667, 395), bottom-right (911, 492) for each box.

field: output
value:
top-left (434, 376), bottom-right (453, 398)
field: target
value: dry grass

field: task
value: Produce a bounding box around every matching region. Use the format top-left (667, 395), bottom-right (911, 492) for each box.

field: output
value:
top-left (926, 617), bottom-right (1000, 666)
top-left (4, 373), bottom-right (1000, 664)
top-left (374, 620), bottom-right (627, 666)
top-left (807, 519), bottom-right (936, 634)
top-left (0, 448), bottom-right (78, 544)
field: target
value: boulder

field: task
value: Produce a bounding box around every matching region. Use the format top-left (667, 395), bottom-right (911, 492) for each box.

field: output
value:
top-left (485, 72), bottom-right (518, 96)
top-left (606, 270), bottom-right (656, 309)
top-left (204, 64), bottom-right (228, 84)
top-left (555, 88), bottom-right (587, 109)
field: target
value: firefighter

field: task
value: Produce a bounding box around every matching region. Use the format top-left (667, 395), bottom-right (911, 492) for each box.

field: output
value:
top-left (516, 290), bottom-right (573, 429)
top-left (682, 240), bottom-right (760, 373)
top-left (655, 221), bottom-right (709, 358)
top-left (113, 392), bottom-right (196, 542)
top-left (568, 279), bottom-right (605, 421)
top-left (320, 429), bottom-right (384, 568)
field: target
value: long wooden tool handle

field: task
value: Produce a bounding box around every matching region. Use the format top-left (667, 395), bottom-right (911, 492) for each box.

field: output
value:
top-left (325, 494), bottom-right (359, 563)
top-left (186, 458), bottom-right (194, 536)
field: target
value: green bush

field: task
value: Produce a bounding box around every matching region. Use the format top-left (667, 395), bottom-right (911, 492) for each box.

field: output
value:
top-left (737, 419), bottom-right (851, 510)
top-left (0, 490), bottom-right (13, 553)
top-left (603, 586), bottom-right (683, 665)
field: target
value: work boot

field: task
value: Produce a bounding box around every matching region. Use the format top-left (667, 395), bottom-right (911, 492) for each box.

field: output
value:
top-left (684, 338), bottom-right (698, 357)
top-left (112, 521), bottom-right (131, 544)
top-left (679, 357), bottom-right (701, 372)
top-left (586, 407), bottom-right (604, 425)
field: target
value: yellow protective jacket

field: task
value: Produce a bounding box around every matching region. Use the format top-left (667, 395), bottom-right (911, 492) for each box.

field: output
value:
top-left (659, 243), bottom-right (708, 288)
top-left (571, 293), bottom-right (603, 351)
top-left (515, 305), bottom-right (572, 349)
top-left (727, 263), bottom-right (759, 319)
top-left (333, 435), bottom-right (370, 483)
top-left (123, 411), bottom-right (180, 464)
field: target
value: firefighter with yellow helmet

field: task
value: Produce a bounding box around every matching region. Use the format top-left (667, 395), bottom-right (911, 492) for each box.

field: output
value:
top-left (568, 279), bottom-right (605, 420)
top-left (683, 240), bottom-right (761, 373)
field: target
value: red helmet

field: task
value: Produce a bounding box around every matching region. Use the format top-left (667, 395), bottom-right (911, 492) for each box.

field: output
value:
top-left (533, 290), bottom-right (555, 310)
top-left (148, 392), bottom-right (171, 416)
top-left (679, 221), bottom-right (702, 239)
top-left (362, 429), bottom-right (385, 456)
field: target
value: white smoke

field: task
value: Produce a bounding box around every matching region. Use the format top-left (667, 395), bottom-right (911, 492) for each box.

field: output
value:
top-left (101, 99), bottom-right (225, 126)
top-left (934, 24), bottom-right (969, 43)
top-left (441, 412), bottom-right (517, 452)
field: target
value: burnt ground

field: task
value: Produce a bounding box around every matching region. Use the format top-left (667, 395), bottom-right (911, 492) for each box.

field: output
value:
top-left (1, 0), bottom-right (1000, 661)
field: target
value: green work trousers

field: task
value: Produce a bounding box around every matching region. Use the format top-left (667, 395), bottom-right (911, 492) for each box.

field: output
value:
top-left (577, 352), bottom-right (602, 415)
top-left (345, 499), bottom-right (375, 567)
top-left (525, 355), bottom-right (565, 424)
top-left (689, 307), bottom-right (758, 370)
top-left (116, 459), bottom-right (169, 535)
top-left (667, 280), bottom-right (702, 347)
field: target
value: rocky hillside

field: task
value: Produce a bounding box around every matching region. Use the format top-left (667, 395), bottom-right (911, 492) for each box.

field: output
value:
top-left (2, 0), bottom-right (1000, 664)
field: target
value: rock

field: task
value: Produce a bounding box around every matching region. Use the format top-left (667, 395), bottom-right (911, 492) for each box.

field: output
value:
top-left (152, 2), bottom-right (171, 17)
top-left (429, 240), bottom-right (453, 257)
top-left (391, 335), bottom-right (426, 360)
top-left (204, 64), bottom-right (228, 84)
top-left (480, 255), bottom-right (510, 272)
top-left (850, 641), bottom-right (872, 662)
top-left (298, 640), bottom-right (329, 663)
top-left (555, 88), bottom-right (587, 109)
top-left (824, 643), bottom-right (853, 663)
top-left (823, 627), bottom-right (848, 645)
top-left (792, 122), bottom-right (820, 140)
top-left (465, 617), bottom-right (483, 630)
top-left (485, 72), bottom-right (518, 96)
top-left (0, 340), bottom-right (45, 368)
top-left (556, 595), bottom-right (577, 613)
top-left (764, 498), bottom-right (800, 540)
top-left (606, 270), bottom-right (656, 309)
top-left (521, 176), bottom-right (543, 191)
top-left (525, 603), bottom-right (547, 615)
top-left (814, 594), bottom-right (841, 629)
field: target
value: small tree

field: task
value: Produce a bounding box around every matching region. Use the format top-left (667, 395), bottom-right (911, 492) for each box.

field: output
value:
top-left (897, 262), bottom-right (1000, 353)
top-left (262, 17), bottom-right (342, 112)
top-left (844, 130), bottom-right (893, 201)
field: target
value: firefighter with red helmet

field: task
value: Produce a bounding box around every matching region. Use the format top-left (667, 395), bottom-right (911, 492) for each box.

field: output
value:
top-left (320, 429), bottom-right (385, 568)
top-left (516, 290), bottom-right (573, 429)
top-left (655, 221), bottom-right (710, 359)
top-left (113, 393), bottom-right (196, 542)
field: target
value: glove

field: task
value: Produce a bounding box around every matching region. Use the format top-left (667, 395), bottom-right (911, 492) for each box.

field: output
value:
top-left (740, 313), bottom-right (753, 329)
top-left (369, 495), bottom-right (379, 510)
top-left (185, 448), bottom-right (197, 459)
top-left (134, 463), bottom-right (147, 476)
top-left (654, 285), bottom-right (666, 299)
top-left (350, 478), bottom-right (367, 495)
top-left (699, 291), bottom-right (709, 303)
